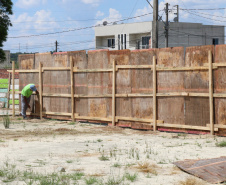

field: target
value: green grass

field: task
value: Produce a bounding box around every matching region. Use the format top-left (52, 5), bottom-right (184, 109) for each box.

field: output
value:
top-left (98, 155), bottom-right (109, 161)
top-left (68, 122), bottom-right (76, 125)
top-left (84, 176), bottom-right (99, 185)
top-left (124, 173), bottom-right (138, 182)
top-left (216, 141), bottom-right (226, 147)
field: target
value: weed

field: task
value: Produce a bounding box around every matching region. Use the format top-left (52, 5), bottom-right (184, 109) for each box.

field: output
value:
top-left (112, 163), bottom-right (121, 168)
top-left (106, 175), bottom-right (123, 185)
top-left (99, 155), bottom-right (109, 161)
top-left (3, 115), bottom-right (10, 129)
top-left (70, 172), bottom-right (84, 181)
top-left (216, 141), bottom-right (226, 147)
top-left (0, 139), bottom-right (5, 142)
top-left (68, 122), bottom-right (76, 125)
top-left (177, 177), bottom-right (206, 185)
top-left (66, 160), bottom-right (73, 163)
top-left (124, 172), bottom-right (137, 182)
top-left (97, 139), bottom-right (103, 142)
top-left (84, 176), bottom-right (98, 185)
top-left (135, 162), bottom-right (158, 175)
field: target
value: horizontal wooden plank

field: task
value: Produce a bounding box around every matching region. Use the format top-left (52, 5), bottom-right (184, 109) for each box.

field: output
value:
top-left (16, 92), bottom-right (226, 98)
top-left (116, 116), bottom-right (163, 124)
top-left (75, 116), bottom-right (112, 122)
top-left (213, 93), bottom-right (226, 98)
top-left (206, 124), bottom-right (226, 129)
top-left (116, 65), bottom-right (153, 70)
top-left (157, 92), bottom-right (189, 96)
top-left (42, 67), bottom-right (71, 71)
top-left (157, 123), bottom-right (218, 131)
top-left (213, 63), bottom-right (226, 67)
top-left (74, 69), bottom-right (112, 73)
top-left (156, 66), bottom-right (217, 71)
top-left (8, 69), bottom-right (39, 73)
top-left (42, 93), bottom-right (71, 97)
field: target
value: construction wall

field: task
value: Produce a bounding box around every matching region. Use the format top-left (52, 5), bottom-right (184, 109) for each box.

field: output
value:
top-left (17, 45), bottom-right (226, 135)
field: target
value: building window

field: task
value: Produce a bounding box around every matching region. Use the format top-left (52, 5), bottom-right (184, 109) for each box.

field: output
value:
top-left (118, 35), bottom-right (120, 50)
top-left (212, 38), bottom-right (219, 45)
top-left (124, 34), bottom-right (126, 49)
top-left (108, 39), bottom-right (115, 48)
top-left (142, 36), bottom-right (151, 49)
top-left (118, 34), bottom-right (126, 50)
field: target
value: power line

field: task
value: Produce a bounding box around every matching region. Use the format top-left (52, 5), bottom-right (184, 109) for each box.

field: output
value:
top-left (8, 12), bottom-right (153, 39)
top-left (180, 8), bottom-right (226, 11)
top-left (181, 9), bottom-right (226, 23)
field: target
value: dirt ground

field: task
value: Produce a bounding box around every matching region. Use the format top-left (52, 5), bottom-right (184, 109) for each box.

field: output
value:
top-left (0, 116), bottom-right (226, 185)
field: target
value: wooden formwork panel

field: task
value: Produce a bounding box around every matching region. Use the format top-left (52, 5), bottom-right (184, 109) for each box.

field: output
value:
top-left (19, 54), bottom-right (36, 113)
top-left (87, 50), bottom-right (111, 118)
top-left (185, 45), bottom-right (214, 126)
top-left (69, 51), bottom-right (88, 117)
top-left (129, 50), bottom-right (155, 126)
top-left (157, 47), bottom-right (185, 124)
top-left (109, 50), bottom-right (132, 126)
top-left (214, 45), bottom-right (226, 127)
top-left (37, 52), bottom-right (71, 120)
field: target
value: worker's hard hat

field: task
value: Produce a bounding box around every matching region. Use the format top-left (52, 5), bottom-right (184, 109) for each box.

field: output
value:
top-left (30, 84), bottom-right (37, 91)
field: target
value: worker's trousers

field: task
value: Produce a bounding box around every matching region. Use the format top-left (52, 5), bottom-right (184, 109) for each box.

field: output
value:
top-left (21, 94), bottom-right (31, 118)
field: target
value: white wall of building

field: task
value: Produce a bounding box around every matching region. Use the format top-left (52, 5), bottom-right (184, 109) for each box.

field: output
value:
top-left (95, 21), bottom-right (224, 50)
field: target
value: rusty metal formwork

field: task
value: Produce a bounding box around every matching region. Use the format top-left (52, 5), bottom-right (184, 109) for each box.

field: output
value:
top-left (174, 157), bottom-right (226, 184)
top-left (15, 45), bottom-right (226, 135)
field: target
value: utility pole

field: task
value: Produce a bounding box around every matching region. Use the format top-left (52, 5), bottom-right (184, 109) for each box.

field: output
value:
top-left (165, 3), bottom-right (169, 48)
top-left (55, 40), bottom-right (59, 52)
top-left (152, 0), bottom-right (158, 48)
top-left (175, 5), bottom-right (179, 22)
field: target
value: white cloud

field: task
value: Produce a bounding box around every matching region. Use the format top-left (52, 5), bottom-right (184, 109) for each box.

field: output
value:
top-left (81, 0), bottom-right (100, 6)
top-left (96, 8), bottom-right (122, 26)
top-left (11, 10), bottom-right (58, 33)
top-left (96, 11), bottom-right (104, 17)
top-left (16, 0), bottom-right (46, 9)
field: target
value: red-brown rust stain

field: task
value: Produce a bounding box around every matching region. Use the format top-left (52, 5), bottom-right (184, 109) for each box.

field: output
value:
top-left (89, 100), bottom-right (107, 117)
top-left (20, 58), bottom-right (34, 69)
top-left (185, 45), bottom-right (214, 82)
top-left (157, 47), bottom-right (184, 67)
top-left (53, 54), bottom-right (68, 67)
top-left (217, 100), bottom-right (226, 125)
top-left (214, 45), bottom-right (226, 92)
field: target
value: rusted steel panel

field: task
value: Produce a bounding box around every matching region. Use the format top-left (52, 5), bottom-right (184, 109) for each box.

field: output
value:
top-left (36, 52), bottom-right (71, 119)
top-left (109, 50), bottom-right (132, 125)
top-left (18, 54), bottom-right (36, 113)
top-left (69, 51), bottom-right (88, 117)
top-left (214, 45), bottom-right (226, 126)
top-left (185, 45), bottom-right (214, 126)
top-left (87, 50), bottom-right (111, 118)
top-left (130, 50), bottom-right (155, 121)
top-left (157, 47), bottom-right (185, 124)
top-left (174, 156), bottom-right (226, 184)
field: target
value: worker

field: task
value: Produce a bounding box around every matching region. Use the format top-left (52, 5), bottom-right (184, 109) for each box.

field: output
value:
top-left (20, 84), bottom-right (39, 119)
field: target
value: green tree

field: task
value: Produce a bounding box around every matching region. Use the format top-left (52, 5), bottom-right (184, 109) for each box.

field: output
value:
top-left (0, 0), bottom-right (13, 62)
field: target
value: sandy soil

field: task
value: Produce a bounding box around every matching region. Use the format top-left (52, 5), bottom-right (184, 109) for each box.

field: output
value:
top-left (0, 117), bottom-right (226, 185)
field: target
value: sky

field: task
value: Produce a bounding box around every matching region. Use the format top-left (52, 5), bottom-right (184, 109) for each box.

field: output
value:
top-left (3, 0), bottom-right (226, 53)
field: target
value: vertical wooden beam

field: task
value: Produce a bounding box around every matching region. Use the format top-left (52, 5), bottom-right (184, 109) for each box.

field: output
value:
top-left (39, 63), bottom-right (43, 119)
top-left (70, 56), bottom-right (75, 122)
top-left (112, 59), bottom-right (116, 126)
top-left (12, 61), bottom-right (15, 117)
top-left (208, 50), bottom-right (214, 135)
top-left (7, 73), bottom-right (11, 109)
top-left (153, 56), bottom-right (157, 131)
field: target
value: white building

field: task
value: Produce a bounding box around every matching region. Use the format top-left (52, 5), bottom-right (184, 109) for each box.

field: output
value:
top-left (95, 21), bottom-right (225, 50)
top-left (0, 50), bottom-right (11, 69)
